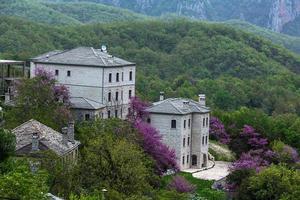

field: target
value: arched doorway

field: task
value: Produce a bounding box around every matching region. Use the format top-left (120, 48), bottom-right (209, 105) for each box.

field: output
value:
top-left (192, 155), bottom-right (197, 166)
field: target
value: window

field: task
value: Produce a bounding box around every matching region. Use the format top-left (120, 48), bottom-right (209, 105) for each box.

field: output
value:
top-left (147, 118), bottom-right (151, 123)
top-left (115, 91), bottom-right (119, 101)
top-left (171, 120), bottom-right (176, 129)
top-left (183, 138), bottom-right (186, 147)
top-left (85, 114), bottom-right (90, 121)
top-left (182, 156), bottom-right (185, 165)
top-left (202, 136), bottom-right (205, 145)
top-left (115, 110), bottom-right (118, 118)
top-left (122, 72), bottom-right (124, 81)
top-left (129, 71), bottom-right (133, 81)
top-left (206, 136), bottom-right (208, 145)
top-left (109, 73), bottom-right (112, 83)
top-left (120, 109), bottom-right (123, 118)
top-left (55, 70), bottom-right (59, 76)
top-left (121, 91), bottom-right (123, 100)
top-left (116, 73), bottom-right (119, 82)
top-left (203, 118), bottom-right (205, 127)
top-left (108, 92), bottom-right (111, 102)
top-left (67, 70), bottom-right (71, 77)
top-left (188, 137), bottom-right (190, 146)
top-left (184, 120), bottom-right (186, 129)
top-left (129, 90), bottom-right (132, 99)
top-left (188, 119), bottom-right (191, 128)
top-left (187, 155), bottom-right (189, 164)
top-left (205, 117), bottom-right (208, 127)
top-left (107, 110), bottom-right (111, 118)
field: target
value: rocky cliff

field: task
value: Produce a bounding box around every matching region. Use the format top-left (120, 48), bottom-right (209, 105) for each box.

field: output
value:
top-left (46, 0), bottom-right (300, 34)
top-left (268, 0), bottom-right (300, 31)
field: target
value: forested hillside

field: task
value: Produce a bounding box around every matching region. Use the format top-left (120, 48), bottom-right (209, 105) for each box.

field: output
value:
top-left (48, 0), bottom-right (300, 35)
top-left (0, 17), bottom-right (300, 116)
top-left (225, 20), bottom-right (300, 54)
top-left (0, 0), bottom-right (147, 25)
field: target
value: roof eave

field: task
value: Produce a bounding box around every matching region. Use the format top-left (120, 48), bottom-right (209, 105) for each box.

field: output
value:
top-left (31, 61), bottom-right (136, 68)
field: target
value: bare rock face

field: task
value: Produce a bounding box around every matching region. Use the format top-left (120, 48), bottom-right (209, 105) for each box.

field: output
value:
top-left (268, 0), bottom-right (300, 32)
top-left (176, 0), bottom-right (210, 19)
top-left (67, 0), bottom-right (300, 33)
top-left (135, 0), bottom-right (154, 12)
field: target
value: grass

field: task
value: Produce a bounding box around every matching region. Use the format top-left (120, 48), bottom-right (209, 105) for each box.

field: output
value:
top-left (209, 140), bottom-right (235, 162)
top-left (162, 172), bottom-right (226, 200)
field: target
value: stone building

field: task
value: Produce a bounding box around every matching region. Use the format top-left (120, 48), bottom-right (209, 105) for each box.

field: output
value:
top-left (146, 94), bottom-right (210, 170)
top-left (30, 46), bottom-right (136, 121)
top-left (12, 119), bottom-right (80, 162)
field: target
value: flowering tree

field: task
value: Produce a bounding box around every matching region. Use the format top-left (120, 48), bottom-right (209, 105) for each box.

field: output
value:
top-left (5, 67), bottom-right (71, 130)
top-left (272, 140), bottom-right (300, 164)
top-left (128, 97), bottom-right (178, 175)
top-left (227, 125), bottom-right (276, 191)
top-left (210, 117), bottom-right (230, 144)
top-left (167, 176), bottom-right (195, 193)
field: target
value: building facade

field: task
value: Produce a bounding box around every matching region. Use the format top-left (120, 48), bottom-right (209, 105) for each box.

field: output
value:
top-left (30, 47), bottom-right (136, 121)
top-left (146, 94), bottom-right (210, 170)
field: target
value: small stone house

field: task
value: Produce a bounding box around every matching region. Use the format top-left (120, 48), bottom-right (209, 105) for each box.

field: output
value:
top-left (12, 119), bottom-right (80, 162)
top-left (146, 94), bottom-right (210, 170)
top-left (30, 47), bottom-right (136, 121)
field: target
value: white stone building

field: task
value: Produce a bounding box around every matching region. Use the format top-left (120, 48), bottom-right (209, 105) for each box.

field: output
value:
top-left (30, 47), bottom-right (136, 121)
top-left (146, 94), bottom-right (210, 170)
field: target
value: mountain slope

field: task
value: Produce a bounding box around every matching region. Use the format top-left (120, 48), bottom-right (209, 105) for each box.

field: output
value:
top-left (50, 0), bottom-right (300, 35)
top-left (43, 2), bottom-right (149, 24)
top-left (0, 0), bottom-right (81, 25)
top-left (0, 17), bottom-right (299, 114)
top-left (0, 0), bottom-right (148, 25)
top-left (224, 20), bottom-right (300, 54)
top-left (283, 15), bottom-right (300, 36)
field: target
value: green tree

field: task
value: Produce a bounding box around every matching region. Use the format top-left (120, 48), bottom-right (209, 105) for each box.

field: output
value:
top-left (5, 70), bottom-right (71, 130)
top-left (0, 128), bottom-right (15, 162)
top-left (237, 165), bottom-right (300, 200)
top-left (0, 160), bottom-right (50, 200)
top-left (76, 120), bottom-right (157, 198)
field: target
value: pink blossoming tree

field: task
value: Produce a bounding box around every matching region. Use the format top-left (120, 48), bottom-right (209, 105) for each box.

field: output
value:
top-left (128, 97), bottom-right (178, 175)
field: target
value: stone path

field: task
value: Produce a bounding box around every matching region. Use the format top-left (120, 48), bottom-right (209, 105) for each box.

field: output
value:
top-left (192, 161), bottom-right (231, 181)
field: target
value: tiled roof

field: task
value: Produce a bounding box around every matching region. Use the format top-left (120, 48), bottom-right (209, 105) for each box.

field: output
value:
top-left (31, 47), bottom-right (134, 67)
top-left (147, 98), bottom-right (210, 115)
top-left (70, 97), bottom-right (105, 110)
top-left (12, 119), bottom-right (80, 156)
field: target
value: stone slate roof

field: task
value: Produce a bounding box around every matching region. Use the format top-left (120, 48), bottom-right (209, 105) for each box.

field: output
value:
top-left (31, 47), bottom-right (135, 67)
top-left (12, 119), bottom-right (80, 156)
top-left (70, 97), bottom-right (105, 110)
top-left (147, 98), bottom-right (210, 115)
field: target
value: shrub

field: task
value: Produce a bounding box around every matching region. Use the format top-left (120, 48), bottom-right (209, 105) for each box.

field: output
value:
top-left (167, 175), bottom-right (196, 193)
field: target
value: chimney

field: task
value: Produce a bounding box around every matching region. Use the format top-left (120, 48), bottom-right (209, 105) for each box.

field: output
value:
top-left (183, 100), bottom-right (190, 109)
top-left (159, 92), bottom-right (165, 101)
top-left (62, 127), bottom-right (68, 146)
top-left (31, 133), bottom-right (39, 152)
top-left (4, 93), bottom-right (10, 104)
top-left (68, 120), bottom-right (75, 144)
top-left (198, 94), bottom-right (206, 106)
